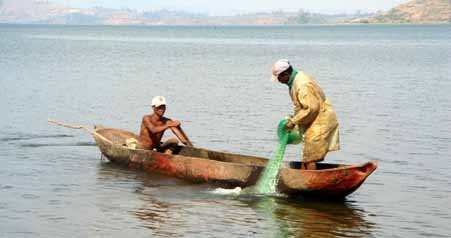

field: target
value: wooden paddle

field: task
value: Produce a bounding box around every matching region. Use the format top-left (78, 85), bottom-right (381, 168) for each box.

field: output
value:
top-left (170, 126), bottom-right (193, 147)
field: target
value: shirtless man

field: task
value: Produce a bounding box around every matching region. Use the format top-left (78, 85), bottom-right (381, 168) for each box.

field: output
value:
top-left (139, 96), bottom-right (191, 153)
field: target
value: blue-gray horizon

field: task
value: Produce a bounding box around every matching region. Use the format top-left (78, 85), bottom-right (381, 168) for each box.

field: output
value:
top-left (45, 0), bottom-right (408, 15)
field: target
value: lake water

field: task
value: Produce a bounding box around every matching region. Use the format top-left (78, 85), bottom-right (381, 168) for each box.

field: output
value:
top-left (0, 24), bottom-right (450, 237)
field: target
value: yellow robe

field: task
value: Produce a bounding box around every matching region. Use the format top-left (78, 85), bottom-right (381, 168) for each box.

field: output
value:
top-left (288, 71), bottom-right (340, 162)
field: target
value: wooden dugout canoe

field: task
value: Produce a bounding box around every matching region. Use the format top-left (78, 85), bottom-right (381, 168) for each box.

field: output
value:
top-left (92, 127), bottom-right (377, 199)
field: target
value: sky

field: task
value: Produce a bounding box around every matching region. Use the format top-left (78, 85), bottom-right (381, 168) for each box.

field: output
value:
top-left (52, 0), bottom-right (409, 15)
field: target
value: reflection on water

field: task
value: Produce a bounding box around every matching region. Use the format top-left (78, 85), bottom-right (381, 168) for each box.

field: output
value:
top-left (134, 197), bottom-right (180, 237)
top-left (97, 162), bottom-right (375, 237)
top-left (242, 197), bottom-right (375, 238)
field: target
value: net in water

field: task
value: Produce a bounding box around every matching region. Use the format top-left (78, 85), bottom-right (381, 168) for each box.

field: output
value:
top-left (254, 119), bottom-right (303, 194)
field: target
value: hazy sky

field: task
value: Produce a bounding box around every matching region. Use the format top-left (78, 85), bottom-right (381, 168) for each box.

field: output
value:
top-left (53, 0), bottom-right (409, 15)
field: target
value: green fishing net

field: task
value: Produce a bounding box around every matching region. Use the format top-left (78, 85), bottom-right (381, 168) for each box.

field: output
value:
top-left (277, 119), bottom-right (303, 145)
top-left (254, 118), bottom-right (304, 194)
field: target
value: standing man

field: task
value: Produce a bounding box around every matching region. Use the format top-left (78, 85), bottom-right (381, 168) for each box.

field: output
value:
top-left (139, 96), bottom-right (192, 153)
top-left (272, 59), bottom-right (340, 170)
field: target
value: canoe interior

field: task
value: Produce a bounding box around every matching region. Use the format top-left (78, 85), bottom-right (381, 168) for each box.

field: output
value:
top-left (95, 127), bottom-right (345, 170)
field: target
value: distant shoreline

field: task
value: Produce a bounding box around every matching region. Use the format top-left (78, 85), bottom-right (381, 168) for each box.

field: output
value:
top-left (2, 0), bottom-right (449, 27)
top-left (0, 22), bottom-right (450, 27)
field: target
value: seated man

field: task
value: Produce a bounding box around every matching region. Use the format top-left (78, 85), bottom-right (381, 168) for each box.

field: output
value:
top-left (138, 96), bottom-right (191, 153)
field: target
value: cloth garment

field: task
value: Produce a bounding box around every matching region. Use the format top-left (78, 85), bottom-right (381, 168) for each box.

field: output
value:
top-left (288, 71), bottom-right (340, 162)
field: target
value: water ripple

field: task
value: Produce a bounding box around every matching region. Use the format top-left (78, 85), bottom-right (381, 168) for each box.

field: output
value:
top-left (0, 134), bottom-right (74, 142)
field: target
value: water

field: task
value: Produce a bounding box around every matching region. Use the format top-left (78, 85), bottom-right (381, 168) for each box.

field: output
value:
top-left (1, 24), bottom-right (451, 237)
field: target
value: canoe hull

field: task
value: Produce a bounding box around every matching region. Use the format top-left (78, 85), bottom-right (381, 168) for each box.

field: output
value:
top-left (278, 162), bottom-right (377, 198)
top-left (93, 127), bottom-right (377, 199)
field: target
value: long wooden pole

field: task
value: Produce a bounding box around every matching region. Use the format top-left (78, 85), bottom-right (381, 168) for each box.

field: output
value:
top-left (48, 119), bottom-right (92, 132)
top-left (47, 119), bottom-right (111, 143)
top-left (49, 118), bottom-right (193, 147)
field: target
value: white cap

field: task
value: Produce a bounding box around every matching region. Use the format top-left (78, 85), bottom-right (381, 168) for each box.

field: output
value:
top-left (271, 59), bottom-right (291, 82)
top-left (151, 96), bottom-right (166, 107)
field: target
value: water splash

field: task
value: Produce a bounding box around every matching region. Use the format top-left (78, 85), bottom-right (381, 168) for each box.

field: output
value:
top-left (209, 187), bottom-right (242, 195)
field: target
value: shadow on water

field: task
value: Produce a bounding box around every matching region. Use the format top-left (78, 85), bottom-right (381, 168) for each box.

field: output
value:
top-left (95, 162), bottom-right (376, 238)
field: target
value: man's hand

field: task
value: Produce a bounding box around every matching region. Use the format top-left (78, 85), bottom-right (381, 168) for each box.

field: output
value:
top-left (167, 120), bottom-right (181, 128)
top-left (285, 120), bottom-right (295, 130)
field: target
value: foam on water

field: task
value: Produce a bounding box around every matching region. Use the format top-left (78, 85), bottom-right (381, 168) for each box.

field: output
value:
top-left (209, 187), bottom-right (242, 195)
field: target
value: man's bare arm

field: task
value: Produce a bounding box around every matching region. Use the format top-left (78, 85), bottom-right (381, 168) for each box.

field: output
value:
top-left (143, 117), bottom-right (168, 134)
top-left (143, 117), bottom-right (180, 134)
